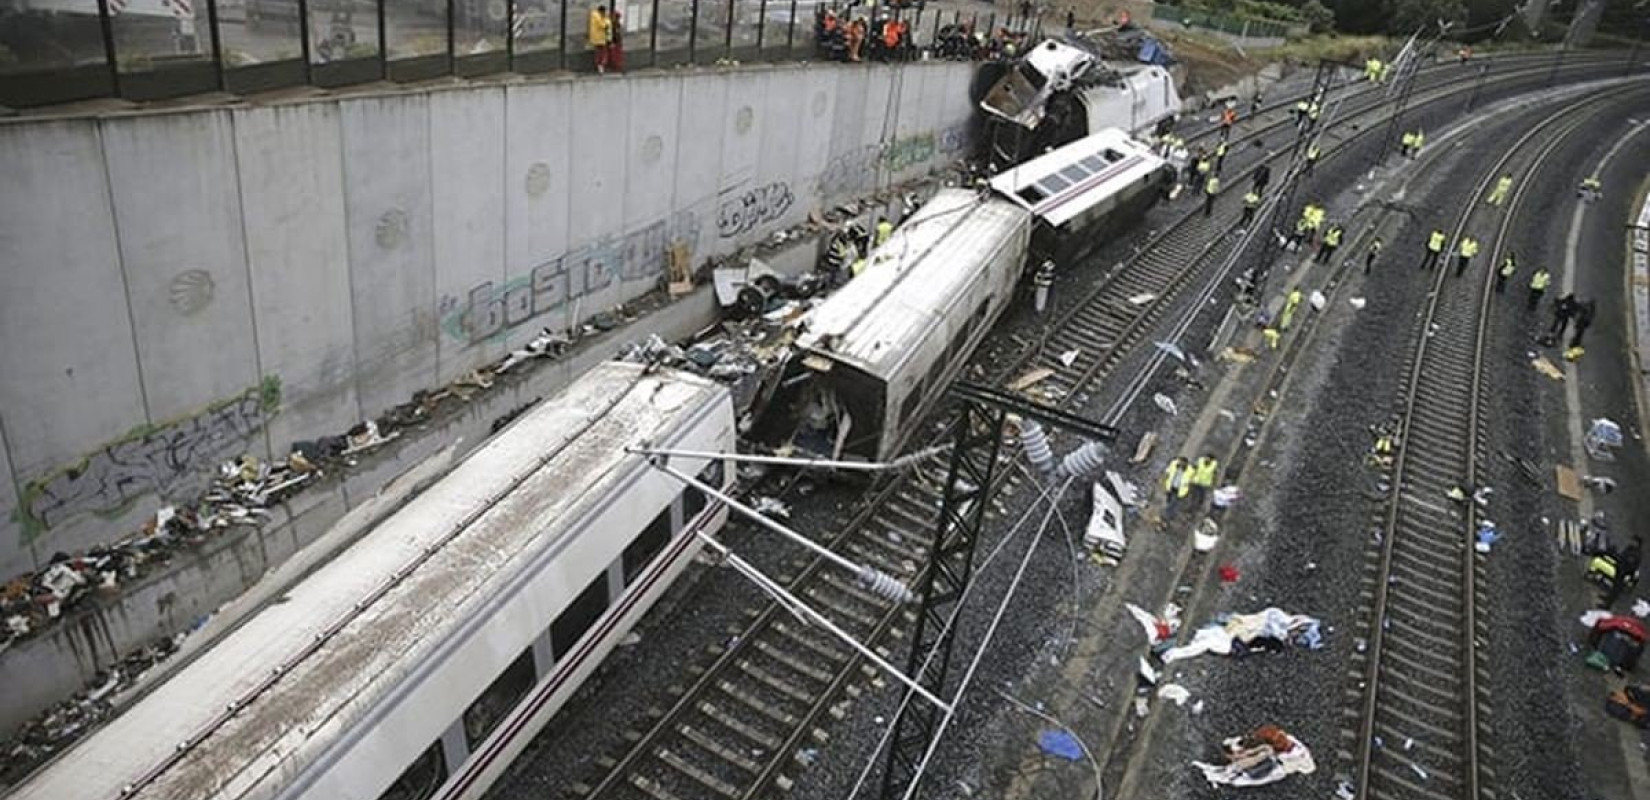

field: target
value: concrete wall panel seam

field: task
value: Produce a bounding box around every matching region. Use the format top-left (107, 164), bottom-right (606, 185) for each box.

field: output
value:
top-left (96, 120), bottom-right (155, 427)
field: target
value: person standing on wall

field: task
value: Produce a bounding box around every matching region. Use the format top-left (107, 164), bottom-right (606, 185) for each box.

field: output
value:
top-left (609, 4), bottom-right (625, 72)
top-left (589, 5), bottom-right (612, 73)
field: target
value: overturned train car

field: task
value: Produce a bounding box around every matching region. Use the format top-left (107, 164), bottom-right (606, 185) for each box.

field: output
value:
top-left (979, 38), bottom-right (1181, 170)
top-left (10, 362), bottom-right (734, 800)
top-left (761, 128), bottom-right (1170, 463)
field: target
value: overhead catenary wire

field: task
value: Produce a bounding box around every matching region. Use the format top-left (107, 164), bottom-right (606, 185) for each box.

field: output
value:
top-left (844, 466), bottom-right (1077, 800)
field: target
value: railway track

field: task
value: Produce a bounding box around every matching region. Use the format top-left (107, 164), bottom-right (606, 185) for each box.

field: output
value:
top-left (1348, 85), bottom-right (1646, 800)
top-left (556, 53), bottom-right (1638, 800)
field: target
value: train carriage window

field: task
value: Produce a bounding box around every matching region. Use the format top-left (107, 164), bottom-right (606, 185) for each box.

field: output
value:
top-left (463, 648), bottom-right (537, 749)
top-left (375, 740), bottom-right (448, 800)
top-left (682, 459), bottom-right (726, 523)
top-left (1079, 155), bottom-right (1107, 172)
top-left (1059, 165), bottom-right (1089, 184)
top-left (551, 574), bottom-right (611, 659)
top-left (1102, 149), bottom-right (1125, 163)
top-left (623, 508), bottom-right (673, 585)
top-left (1038, 174), bottom-right (1072, 192)
top-left (1017, 186), bottom-right (1048, 204)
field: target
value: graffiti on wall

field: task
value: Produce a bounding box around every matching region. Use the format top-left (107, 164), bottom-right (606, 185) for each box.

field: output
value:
top-left (815, 124), bottom-right (971, 197)
top-left (17, 377), bottom-right (282, 536)
top-left (716, 182), bottom-right (795, 239)
top-left (439, 211), bottom-right (702, 345)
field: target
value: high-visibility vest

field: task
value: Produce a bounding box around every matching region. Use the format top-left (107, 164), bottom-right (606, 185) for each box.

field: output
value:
top-left (1308, 102), bottom-right (1321, 119)
top-left (1285, 290), bottom-right (1302, 312)
top-left (1306, 144), bottom-right (1321, 161)
top-left (1306, 207), bottom-right (1325, 229)
top-left (1324, 227), bottom-right (1343, 247)
top-left (1191, 457), bottom-right (1218, 488)
top-left (1494, 177), bottom-right (1512, 195)
top-left (1414, 132), bottom-right (1425, 148)
top-left (1163, 460), bottom-right (1190, 497)
top-left (852, 258), bottom-right (868, 276)
top-left (1205, 176), bottom-right (1221, 195)
top-left (875, 220), bottom-right (893, 245)
top-left (1216, 142), bottom-right (1228, 158)
top-left (1428, 231), bottom-right (1446, 252)
top-left (1295, 100), bottom-right (1309, 114)
top-left (1197, 158), bottom-right (1212, 175)
top-left (1243, 191), bottom-right (1261, 208)
top-left (1500, 256), bottom-right (1516, 277)
top-left (1401, 132), bottom-right (1415, 148)
top-left (1530, 270), bottom-right (1550, 290)
top-left (1460, 238), bottom-right (1479, 258)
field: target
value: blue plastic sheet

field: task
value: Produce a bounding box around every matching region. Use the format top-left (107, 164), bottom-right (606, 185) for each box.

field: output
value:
top-left (1038, 729), bottom-right (1084, 761)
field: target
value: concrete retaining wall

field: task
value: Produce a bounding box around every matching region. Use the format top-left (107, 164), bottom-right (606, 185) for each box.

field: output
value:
top-left (0, 60), bottom-right (979, 735)
top-left (0, 60), bottom-right (978, 578)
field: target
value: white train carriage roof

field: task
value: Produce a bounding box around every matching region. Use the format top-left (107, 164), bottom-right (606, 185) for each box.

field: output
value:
top-left (796, 188), bottom-right (1032, 381)
top-left (13, 363), bottom-right (727, 800)
top-left (988, 128), bottom-right (1166, 228)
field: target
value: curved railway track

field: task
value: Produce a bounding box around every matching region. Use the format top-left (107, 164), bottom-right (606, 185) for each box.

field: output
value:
top-left (1349, 84), bottom-right (1649, 800)
top-left (556, 52), bottom-right (1639, 800)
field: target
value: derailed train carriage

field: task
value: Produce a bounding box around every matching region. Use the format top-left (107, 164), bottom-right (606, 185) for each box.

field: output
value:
top-left (10, 363), bottom-right (734, 800)
top-left (760, 128), bottom-right (1172, 463)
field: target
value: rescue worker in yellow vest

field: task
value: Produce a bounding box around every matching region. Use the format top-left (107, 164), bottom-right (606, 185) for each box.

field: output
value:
top-left (1189, 455), bottom-right (1219, 508)
top-left (1215, 140), bottom-right (1230, 173)
top-left (1293, 99), bottom-right (1310, 127)
top-left (1365, 57), bottom-right (1382, 82)
top-left (1263, 326), bottom-right (1281, 350)
top-left (1306, 101), bottom-right (1321, 128)
top-left (1421, 229), bottom-right (1446, 271)
top-left (1578, 176), bottom-right (1603, 202)
top-left (1280, 288), bottom-right (1303, 331)
top-left (851, 257), bottom-right (868, 276)
top-left (1455, 236), bottom-right (1479, 277)
top-left (1317, 223), bottom-right (1343, 264)
top-left (1486, 173), bottom-right (1513, 207)
top-left (1162, 456), bottom-right (1192, 522)
top-left (1204, 174), bottom-right (1221, 218)
top-left (1304, 204), bottom-right (1325, 242)
top-left (1495, 251), bottom-right (1516, 294)
top-left (1527, 267), bottom-right (1550, 311)
top-left (1240, 189), bottom-right (1261, 228)
top-left (1378, 61), bottom-right (1391, 83)
top-left (1370, 431), bottom-right (1395, 466)
top-left (1400, 131), bottom-right (1415, 156)
top-left (1304, 143), bottom-right (1321, 175)
top-left (1365, 236), bottom-right (1383, 274)
top-left (875, 219), bottom-right (894, 246)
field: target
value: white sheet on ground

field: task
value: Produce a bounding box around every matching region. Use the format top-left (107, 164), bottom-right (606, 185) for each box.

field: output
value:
top-left (1193, 735), bottom-right (1315, 787)
top-left (1163, 608), bottom-right (1320, 663)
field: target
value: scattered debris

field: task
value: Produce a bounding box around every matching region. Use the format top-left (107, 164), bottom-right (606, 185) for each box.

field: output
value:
top-left (1154, 393), bottom-right (1178, 416)
top-left (1219, 346), bottom-right (1257, 363)
top-left (1211, 485), bottom-right (1242, 509)
top-left (1085, 482), bottom-right (1127, 560)
top-left (1037, 730), bottom-right (1085, 761)
top-left (1531, 356), bottom-right (1566, 381)
top-left (1134, 696), bottom-right (1151, 718)
top-left (1348, 297), bottom-right (1366, 310)
top-left (1309, 290), bottom-right (1327, 311)
top-left (1128, 292), bottom-right (1158, 305)
top-left (1130, 432), bottom-right (1158, 464)
top-left (1583, 475), bottom-right (1618, 494)
top-left (1633, 599), bottom-right (1649, 618)
top-left (1138, 656), bottom-right (1160, 686)
top-left (1218, 565), bottom-right (1240, 584)
top-left (751, 497), bottom-right (792, 519)
top-left (1009, 368), bottom-right (1056, 392)
top-left (1058, 349), bottom-right (1082, 368)
top-left (1126, 602), bottom-right (1182, 647)
top-left (1194, 518), bottom-right (1220, 553)
top-left (1105, 471), bottom-right (1141, 507)
top-left (1586, 418), bottom-right (1624, 461)
top-left (1474, 521), bottom-right (1501, 554)
top-left (1555, 465), bottom-right (1584, 501)
top-left (1164, 608), bottom-right (1325, 663)
top-left (1155, 341), bottom-right (1192, 364)
top-left (1192, 725), bottom-right (1316, 788)
top-left (1157, 684), bottom-right (1191, 706)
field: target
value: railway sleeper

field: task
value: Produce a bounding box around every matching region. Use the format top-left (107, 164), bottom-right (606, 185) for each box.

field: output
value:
top-left (627, 771), bottom-right (690, 800)
top-left (652, 746), bottom-right (743, 799)
top-left (716, 679), bottom-right (801, 727)
top-left (801, 586), bottom-right (881, 629)
top-left (1374, 719), bottom-right (1462, 763)
top-left (1375, 698), bottom-right (1465, 744)
top-left (1382, 614), bottom-right (1465, 653)
top-left (675, 723), bottom-right (764, 774)
top-left (1381, 641), bottom-right (1468, 686)
top-left (697, 700), bottom-right (784, 750)
top-left (1370, 762), bottom-right (1463, 800)
top-left (735, 659), bottom-right (819, 705)
top-left (753, 639), bottom-right (837, 684)
top-left (772, 620), bottom-right (850, 664)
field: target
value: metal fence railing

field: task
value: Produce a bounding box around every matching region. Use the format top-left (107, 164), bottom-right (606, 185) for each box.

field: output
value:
top-left (0, 0), bottom-right (1038, 109)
